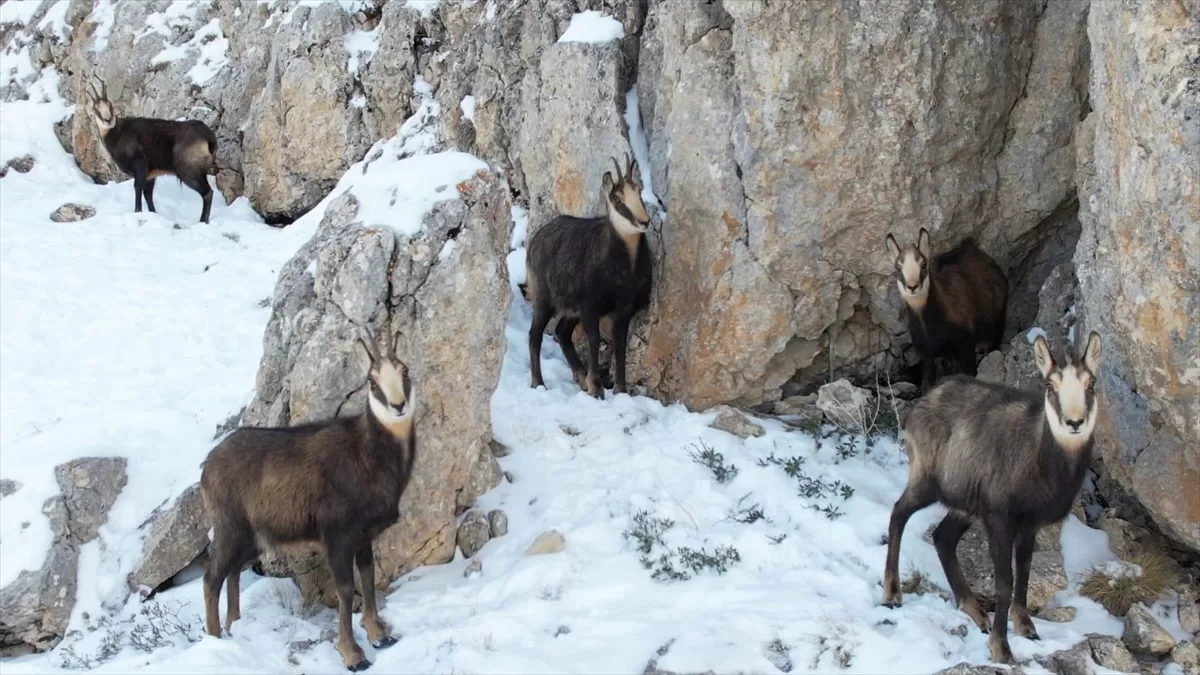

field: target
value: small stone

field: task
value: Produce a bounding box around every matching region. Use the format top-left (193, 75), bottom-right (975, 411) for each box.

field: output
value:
top-left (5, 154), bottom-right (35, 174)
top-left (463, 559), bottom-right (482, 578)
top-left (879, 382), bottom-right (920, 400)
top-left (49, 203), bottom-right (96, 223)
top-left (816, 379), bottom-right (876, 433)
top-left (1171, 641), bottom-right (1200, 675)
top-left (488, 439), bottom-right (511, 458)
top-left (934, 663), bottom-right (1021, 675)
top-left (1086, 634), bottom-right (1139, 673)
top-left (707, 404), bottom-right (765, 439)
top-left (1123, 603), bottom-right (1177, 656)
top-left (773, 394), bottom-right (818, 415)
top-left (0, 479), bottom-right (19, 499)
top-left (1036, 645), bottom-right (1095, 675)
top-left (487, 509), bottom-right (508, 538)
top-left (524, 530), bottom-right (565, 556)
top-left (1040, 606), bottom-right (1079, 623)
top-left (456, 511), bottom-right (491, 559)
top-left (1178, 591), bottom-right (1200, 636)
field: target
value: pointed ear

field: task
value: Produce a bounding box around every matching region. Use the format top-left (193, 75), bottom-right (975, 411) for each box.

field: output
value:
top-left (602, 171), bottom-right (615, 192)
top-left (885, 234), bottom-right (901, 260)
top-left (917, 228), bottom-right (931, 258)
top-left (1033, 336), bottom-right (1056, 379)
top-left (1083, 331), bottom-right (1103, 374)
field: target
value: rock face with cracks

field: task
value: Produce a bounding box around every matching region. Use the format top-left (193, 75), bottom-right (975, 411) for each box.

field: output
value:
top-left (242, 168), bottom-right (511, 607)
top-left (0, 458), bottom-right (127, 653)
top-left (1073, 0), bottom-right (1200, 553)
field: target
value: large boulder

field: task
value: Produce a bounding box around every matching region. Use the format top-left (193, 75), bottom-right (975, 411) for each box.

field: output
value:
top-left (126, 485), bottom-right (209, 597)
top-left (0, 458), bottom-right (127, 653)
top-left (629, 0), bottom-right (1091, 409)
top-left (1074, 0), bottom-right (1200, 552)
top-left (241, 145), bottom-right (511, 606)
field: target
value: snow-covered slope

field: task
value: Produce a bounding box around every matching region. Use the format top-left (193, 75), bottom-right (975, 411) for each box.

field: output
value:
top-left (0, 74), bottom-right (1189, 675)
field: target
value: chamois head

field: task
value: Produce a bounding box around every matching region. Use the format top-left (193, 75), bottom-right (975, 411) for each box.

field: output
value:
top-left (601, 153), bottom-right (650, 236)
top-left (1033, 331), bottom-right (1103, 452)
top-left (885, 228), bottom-right (932, 303)
top-left (359, 327), bottom-right (413, 423)
top-left (83, 75), bottom-right (116, 135)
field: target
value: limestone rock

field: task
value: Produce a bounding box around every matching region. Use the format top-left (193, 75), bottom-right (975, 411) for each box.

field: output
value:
top-left (456, 511), bottom-right (490, 559)
top-left (1123, 603), bottom-right (1177, 656)
top-left (487, 509), bottom-right (508, 538)
top-left (1040, 606), bottom-right (1079, 623)
top-left (816, 379), bottom-right (875, 434)
top-left (979, 262), bottom-right (1078, 392)
top-left (1037, 645), bottom-right (1096, 675)
top-left (1179, 590), bottom-right (1200, 637)
top-left (630, 0), bottom-right (1089, 408)
top-left (935, 664), bottom-right (1024, 675)
top-left (126, 484), bottom-right (208, 597)
top-left (0, 457), bottom-right (127, 653)
top-left (49, 203), bottom-right (95, 222)
top-left (525, 530), bottom-right (565, 556)
top-left (707, 405), bottom-right (765, 439)
top-left (1171, 641), bottom-right (1200, 675)
top-left (1075, 0), bottom-right (1200, 553)
top-left (518, 19), bottom-right (630, 233)
top-left (0, 479), bottom-right (19, 498)
top-left (243, 164), bottom-right (511, 606)
top-left (1086, 634), bottom-right (1139, 674)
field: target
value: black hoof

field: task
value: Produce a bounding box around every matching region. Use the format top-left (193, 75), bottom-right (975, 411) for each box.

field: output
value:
top-left (373, 636), bottom-right (399, 649)
top-left (882, 602), bottom-right (901, 609)
top-left (1027, 632), bottom-right (1041, 642)
top-left (347, 660), bottom-right (371, 672)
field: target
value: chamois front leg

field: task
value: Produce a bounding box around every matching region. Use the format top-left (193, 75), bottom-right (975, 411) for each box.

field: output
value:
top-left (986, 517), bottom-right (1016, 664)
top-left (611, 312), bottom-right (632, 395)
top-left (132, 160), bottom-right (149, 213)
top-left (1010, 527), bottom-right (1039, 640)
top-left (143, 177), bottom-right (158, 213)
top-left (355, 540), bottom-right (397, 649)
top-left (581, 310), bottom-right (604, 399)
top-left (327, 537), bottom-right (369, 671)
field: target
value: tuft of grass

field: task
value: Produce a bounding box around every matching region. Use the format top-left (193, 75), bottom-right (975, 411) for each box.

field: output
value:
top-left (1078, 554), bottom-right (1175, 616)
top-left (689, 440), bottom-right (739, 484)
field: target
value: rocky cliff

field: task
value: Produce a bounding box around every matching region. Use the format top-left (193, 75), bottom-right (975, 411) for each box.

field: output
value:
top-left (1, 0), bottom-right (1196, 653)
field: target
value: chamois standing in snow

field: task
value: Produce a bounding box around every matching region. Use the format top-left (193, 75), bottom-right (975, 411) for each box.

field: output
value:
top-left (525, 153), bottom-right (653, 399)
top-left (885, 228), bottom-right (1008, 392)
top-left (83, 76), bottom-right (217, 223)
top-left (200, 327), bottom-right (416, 672)
top-left (882, 332), bottom-right (1104, 664)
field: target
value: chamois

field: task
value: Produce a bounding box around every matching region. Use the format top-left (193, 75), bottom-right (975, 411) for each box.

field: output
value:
top-left (881, 332), bottom-right (1104, 664)
top-left (200, 327), bottom-right (416, 672)
top-left (885, 228), bottom-right (1007, 392)
top-left (526, 153), bottom-right (653, 399)
top-left (83, 76), bottom-right (218, 223)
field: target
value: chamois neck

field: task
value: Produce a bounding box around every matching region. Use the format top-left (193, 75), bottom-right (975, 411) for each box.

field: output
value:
top-left (606, 203), bottom-right (643, 265)
top-left (366, 396), bottom-right (415, 443)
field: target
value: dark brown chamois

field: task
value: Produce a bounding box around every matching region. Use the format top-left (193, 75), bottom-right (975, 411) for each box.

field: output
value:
top-left (84, 76), bottom-right (217, 223)
top-left (200, 327), bottom-right (416, 672)
top-left (882, 332), bottom-right (1104, 664)
top-left (526, 153), bottom-right (653, 399)
top-left (885, 228), bottom-right (1008, 392)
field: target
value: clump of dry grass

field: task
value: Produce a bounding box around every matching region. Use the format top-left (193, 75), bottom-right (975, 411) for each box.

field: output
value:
top-left (1078, 554), bottom-right (1175, 616)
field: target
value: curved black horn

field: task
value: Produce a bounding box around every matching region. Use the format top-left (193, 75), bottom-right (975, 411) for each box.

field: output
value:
top-left (358, 326), bottom-right (381, 364)
top-left (610, 156), bottom-right (623, 183)
top-left (388, 330), bottom-right (401, 360)
top-left (625, 152), bottom-right (634, 178)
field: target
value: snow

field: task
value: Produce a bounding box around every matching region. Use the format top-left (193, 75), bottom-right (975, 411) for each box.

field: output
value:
top-left (140, 1), bottom-right (230, 87)
top-left (0, 0), bottom-right (40, 26)
top-left (344, 27), bottom-right (380, 76)
top-left (37, 1), bottom-right (70, 40)
top-left (405, 0), bottom-right (439, 18)
top-left (0, 72), bottom-right (1167, 675)
top-left (558, 10), bottom-right (624, 44)
top-left (88, 0), bottom-right (116, 53)
top-left (624, 86), bottom-right (663, 210)
top-left (459, 94), bottom-right (476, 124)
top-left (1025, 326), bottom-right (1048, 343)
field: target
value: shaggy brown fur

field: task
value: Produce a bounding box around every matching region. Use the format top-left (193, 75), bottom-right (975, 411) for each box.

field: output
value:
top-left (200, 328), bottom-right (415, 671)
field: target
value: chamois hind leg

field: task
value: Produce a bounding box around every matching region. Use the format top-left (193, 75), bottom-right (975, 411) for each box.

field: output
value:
top-left (528, 298), bottom-right (553, 389)
top-left (142, 177), bottom-right (157, 213)
top-left (355, 539), bottom-right (396, 649)
top-left (933, 511), bottom-right (989, 632)
top-left (580, 310), bottom-right (604, 399)
top-left (882, 478), bottom-right (937, 606)
top-left (553, 317), bottom-right (586, 390)
top-left (326, 535), bottom-right (369, 671)
top-left (985, 516), bottom-right (1016, 664)
top-left (1010, 526), bottom-right (1039, 640)
top-left (180, 173), bottom-right (213, 224)
top-left (610, 312), bottom-right (632, 395)
top-left (920, 356), bottom-right (938, 394)
top-left (132, 160), bottom-right (149, 213)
